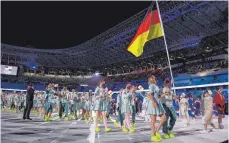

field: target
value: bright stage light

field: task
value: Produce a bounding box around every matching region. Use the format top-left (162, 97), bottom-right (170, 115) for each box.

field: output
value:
top-left (95, 72), bottom-right (100, 76)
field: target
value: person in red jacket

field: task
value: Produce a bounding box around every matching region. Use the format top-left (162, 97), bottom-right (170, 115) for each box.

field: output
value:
top-left (213, 87), bottom-right (225, 129)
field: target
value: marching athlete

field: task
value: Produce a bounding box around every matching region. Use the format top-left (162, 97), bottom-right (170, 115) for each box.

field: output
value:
top-left (147, 75), bottom-right (166, 142)
top-left (213, 87), bottom-right (225, 129)
top-left (122, 84), bottom-right (136, 133)
top-left (60, 87), bottom-right (70, 120)
top-left (44, 84), bottom-right (55, 121)
top-left (201, 90), bottom-right (217, 133)
top-left (92, 80), bottom-right (111, 132)
top-left (179, 93), bottom-right (189, 127)
top-left (161, 87), bottom-right (176, 139)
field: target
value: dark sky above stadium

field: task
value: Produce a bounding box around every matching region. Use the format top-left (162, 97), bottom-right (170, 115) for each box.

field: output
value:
top-left (2, 1), bottom-right (152, 49)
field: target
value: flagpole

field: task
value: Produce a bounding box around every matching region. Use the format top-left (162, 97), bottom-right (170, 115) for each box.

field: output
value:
top-left (155, 0), bottom-right (176, 94)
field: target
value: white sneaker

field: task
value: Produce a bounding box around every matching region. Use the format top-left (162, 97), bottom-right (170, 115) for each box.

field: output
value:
top-left (200, 130), bottom-right (208, 134)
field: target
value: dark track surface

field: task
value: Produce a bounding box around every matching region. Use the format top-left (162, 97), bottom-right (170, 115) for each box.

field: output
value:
top-left (1, 110), bottom-right (228, 143)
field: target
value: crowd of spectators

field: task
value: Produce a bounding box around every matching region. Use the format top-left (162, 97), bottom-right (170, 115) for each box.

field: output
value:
top-left (1, 74), bottom-right (79, 87)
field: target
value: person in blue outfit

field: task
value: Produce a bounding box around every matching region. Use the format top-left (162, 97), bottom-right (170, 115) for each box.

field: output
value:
top-left (73, 93), bottom-right (81, 120)
top-left (147, 75), bottom-right (166, 142)
top-left (161, 87), bottom-right (177, 139)
top-left (92, 80), bottom-right (111, 132)
top-left (44, 84), bottom-right (55, 121)
top-left (121, 84), bottom-right (136, 133)
top-left (60, 87), bottom-right (70, 120)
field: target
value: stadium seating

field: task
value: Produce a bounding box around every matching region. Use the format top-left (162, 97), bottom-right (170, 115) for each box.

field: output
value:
top-left (1, 72), bottom-right (228, 101)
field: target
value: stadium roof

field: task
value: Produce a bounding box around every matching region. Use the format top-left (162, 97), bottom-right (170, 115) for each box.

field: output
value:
top-left (1, 1), bottom-right (228, 68)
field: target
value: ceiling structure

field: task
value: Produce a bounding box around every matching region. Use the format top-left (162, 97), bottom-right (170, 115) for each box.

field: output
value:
top-left (1, 1), bottom-right (228, 69)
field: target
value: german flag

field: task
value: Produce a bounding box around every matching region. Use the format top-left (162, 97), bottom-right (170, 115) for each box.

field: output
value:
top-left (127, 5), bottom-right (164, 57)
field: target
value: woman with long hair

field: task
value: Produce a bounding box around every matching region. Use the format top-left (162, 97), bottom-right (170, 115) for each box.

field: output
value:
top-left (73, 93), bottom-right (81, 120)
top-left (147, 75), bottom-right (166, 142)
top-left (122, 84), bottom-right (136, 133)
top-left (201, 90), bottom-right (216, 133)
top-left (179, 93), bottom-right (189, 127)
top-left (92, 80), bottom-right (111, 132)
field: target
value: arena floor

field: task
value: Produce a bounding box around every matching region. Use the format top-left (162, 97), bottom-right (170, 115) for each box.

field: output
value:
top-left (1, 110), bottom-right (228, 143)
